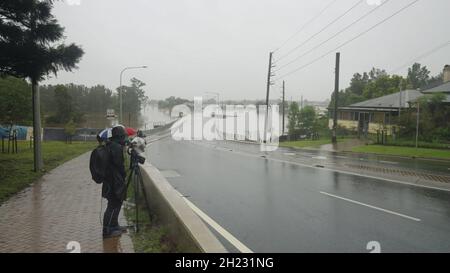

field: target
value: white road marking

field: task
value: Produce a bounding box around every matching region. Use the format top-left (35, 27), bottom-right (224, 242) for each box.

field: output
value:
top-left (379, 160), bottom-right (399, 165)
top-left (313, 156), bottom-right (327, 160)
top-left (178, 193), bottom-right (254, 253)
top-left (335, 156), bottom-right (348, 159)
top-left (320, 191), bottom-right (421, 222)
top-left (213, 147), bottom-right (450, 193)
top-left (284, 153), bottom-right (296, 156)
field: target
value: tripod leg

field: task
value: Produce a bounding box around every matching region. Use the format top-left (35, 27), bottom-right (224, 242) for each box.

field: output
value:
top-left (134, 169), bottom-right (139, 233)
top-left (137, 168), bottom-right (153, 222)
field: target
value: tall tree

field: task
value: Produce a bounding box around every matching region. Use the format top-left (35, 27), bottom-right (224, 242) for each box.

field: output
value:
top-left (0, 0), bottom-right (84, 171)
top-left (298, 105), bottom-right (317, 135)
top-left (407, 63), bottom-right (430, 89)
top-left (0, 76), bottom-right (32, 125)
top-left (368, 68), bottom-right (387, 81)
top-left (348, 72), bottom-right (369, 96)
top-left (363, 74), bottom-right (403, 99)
top-left (287, 102), bottom-right (300, 136)
top-left (53, 85), bottom-right (73, 124)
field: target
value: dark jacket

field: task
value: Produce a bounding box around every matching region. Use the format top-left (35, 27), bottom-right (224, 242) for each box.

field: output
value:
top-left (102, 141), bottom-right (126, 201)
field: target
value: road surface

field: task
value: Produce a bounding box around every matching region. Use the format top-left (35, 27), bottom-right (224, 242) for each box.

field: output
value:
top-left (145, 134), bottom-right (450, 253)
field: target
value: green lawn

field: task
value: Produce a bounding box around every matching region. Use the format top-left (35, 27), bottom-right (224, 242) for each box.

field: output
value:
top-left (351, 145), bottom-right (450, 160)
top-left (0, 140), bottom-right (96, 204)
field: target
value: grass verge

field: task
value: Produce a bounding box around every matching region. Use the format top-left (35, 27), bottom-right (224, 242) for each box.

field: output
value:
top-left (0, 140), bottom-right (96, 204)
top-left (124, 167), bottom-right (179, 253)
top-left (351, 145), bottom-right (450, 160)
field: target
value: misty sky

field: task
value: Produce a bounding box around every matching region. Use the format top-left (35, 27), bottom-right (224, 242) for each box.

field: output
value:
top-left (44, 0), bottom-right (450, 102)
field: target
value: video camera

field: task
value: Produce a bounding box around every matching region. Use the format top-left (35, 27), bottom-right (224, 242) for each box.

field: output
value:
top-left (127, 146), bottom-right (146, 165)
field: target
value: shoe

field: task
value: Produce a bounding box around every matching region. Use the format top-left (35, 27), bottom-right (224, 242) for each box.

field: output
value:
top-left (103, 228), bottom-right (122, 239)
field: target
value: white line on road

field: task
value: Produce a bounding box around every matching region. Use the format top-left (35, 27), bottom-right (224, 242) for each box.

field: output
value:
top-left (320, 191), bottom-right (421, 222)
top-left (179, 193), bottom-right (254, 253)
top-left (213, 147), bottom-right (450, 193)
top-left (379, 160), bottom-right (399, 165)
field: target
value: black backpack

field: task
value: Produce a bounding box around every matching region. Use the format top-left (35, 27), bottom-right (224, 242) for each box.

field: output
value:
top-left (89, 145), bottom-right (110, 184)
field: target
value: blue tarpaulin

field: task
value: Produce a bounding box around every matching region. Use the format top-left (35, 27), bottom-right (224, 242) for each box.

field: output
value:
top-left (0, 125), bottom-right (29, 140)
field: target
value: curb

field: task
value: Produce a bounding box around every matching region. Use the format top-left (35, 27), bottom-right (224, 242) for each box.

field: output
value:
top-left (139, 162), bottom-right (227, 253)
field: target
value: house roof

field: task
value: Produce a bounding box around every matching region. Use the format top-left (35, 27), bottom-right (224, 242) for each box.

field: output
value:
top-left (347, 90), bottom-right (423, 109)
top-left (422, 81), bottom-right (450, 93)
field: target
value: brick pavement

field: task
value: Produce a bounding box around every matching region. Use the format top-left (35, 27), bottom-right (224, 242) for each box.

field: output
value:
top-left (0, 152), bottom-right (134, 253)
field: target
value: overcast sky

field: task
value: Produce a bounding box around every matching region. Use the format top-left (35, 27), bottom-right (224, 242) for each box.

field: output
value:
top-left (44, 0), bottom-right (450, 102)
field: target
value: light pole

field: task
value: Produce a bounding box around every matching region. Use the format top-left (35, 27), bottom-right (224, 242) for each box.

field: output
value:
top-left (415, 101), bottom-right (420, 149)
top-left (119, 65), bottom-right (148, 124)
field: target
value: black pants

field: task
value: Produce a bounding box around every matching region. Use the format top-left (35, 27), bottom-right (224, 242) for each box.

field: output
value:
top-left (103, 195), bottom-right (123, 231)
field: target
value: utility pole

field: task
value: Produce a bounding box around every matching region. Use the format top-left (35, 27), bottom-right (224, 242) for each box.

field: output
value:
top-left (282, 80), bottom-right (286, 136)
top-left (332, 52), bottom-right (340, 144)
top-left (263, 52), bottom-right (275, 143)
top-left (31, 79), bottom-right (43, 171)
top-left (398, 81), bottom-right (403, 119)
top-left (415, 101), bottom-right (420, 148)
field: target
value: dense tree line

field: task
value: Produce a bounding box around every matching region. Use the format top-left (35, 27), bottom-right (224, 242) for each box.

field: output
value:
top-left (158, 96), bottom-right (191, 111)
top-left (0, 76), bottom-right (32, 125)
top-left (329, 63), bottom-right (443, 108)
top-left (0, 76), bottom-right (149, 128)
top-left (325, 62), bottom-right (449, 143)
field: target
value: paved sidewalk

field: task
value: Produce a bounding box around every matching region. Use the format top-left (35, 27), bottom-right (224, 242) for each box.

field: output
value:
top-left (0, 152), bottom-right (134, 253)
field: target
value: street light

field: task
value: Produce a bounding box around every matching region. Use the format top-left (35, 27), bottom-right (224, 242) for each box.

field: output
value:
top-left (119, 65), bottom-right (148, 124)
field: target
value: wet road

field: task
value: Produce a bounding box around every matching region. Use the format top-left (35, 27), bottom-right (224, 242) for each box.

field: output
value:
top-left (146, 138), bottom-right (450, 253)
top-left (213, 140), bottom-right (450, 176)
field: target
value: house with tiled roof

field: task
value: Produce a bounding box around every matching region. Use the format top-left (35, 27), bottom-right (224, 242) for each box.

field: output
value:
top-left (329, 65), bottom-right (450, 136)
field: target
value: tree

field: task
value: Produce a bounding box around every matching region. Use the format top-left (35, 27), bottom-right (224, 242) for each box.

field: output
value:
top-left (287, 102), bottom-right (300, 136)
top-left (348, 72), bottom-right (369, 96)
top-left (298, 106), bottom-right (317, 135)
top-left (407, 63), bottom-right (430, 89)
top-left (0, 0), bottom-right (84, 171)
top-left (64, 119), bottom-right (76, 144)
top-left (119, 78), bottom-right (148, 127)
top-left (363, 74), bottom-right (403, 99)
top-left (399, 93), bottom-right (450, 142)
top-left (158, 96), bottom-right (191, 111)
top-left (54, 85), bottom-right (72, 123)
top-left (427, 72), bottom-right (443, 88)
top-left (0, 76), bottom-right (32, 125)
top-left (368, 68), bottom-right (387, 81)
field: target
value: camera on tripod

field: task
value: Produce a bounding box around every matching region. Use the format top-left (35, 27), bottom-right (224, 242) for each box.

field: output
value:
top-left (127, 146), bottom-right (146, 165)
top-left (126, 144), bottom-right (148, 233)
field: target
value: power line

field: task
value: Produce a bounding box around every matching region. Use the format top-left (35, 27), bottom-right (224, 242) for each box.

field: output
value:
top-left (275, 0), bottom-right (421, 81)
top-left (275, 0), bottom-right (391, 72)
top-left (274, 0), bottom-right (338, 53)
top-left (390, 40), bottom-right (450, 74)
top-left (275, 0), bottom-right (364, 63)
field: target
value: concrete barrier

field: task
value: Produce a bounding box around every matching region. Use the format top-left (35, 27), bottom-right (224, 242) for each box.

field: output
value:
top-left (139, 162), bottom-right (227, 253)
